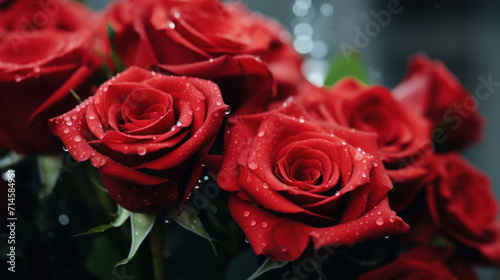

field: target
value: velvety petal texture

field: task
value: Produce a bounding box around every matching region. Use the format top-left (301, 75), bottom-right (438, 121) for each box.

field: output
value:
top-left (357, 245), bottom-right (477, 280)
top-left (0, 0), bottom-right (101, 153)
top-left (217, 103), bottom-right (408, 261)
top-left (393, 54), bottom-right (485, 151)
top-left (49, 67), bottom-right (228, 212)
top-left (101, 0), bottom-right (303, 112)
top-left (295, 79), bottom-right (432, 184)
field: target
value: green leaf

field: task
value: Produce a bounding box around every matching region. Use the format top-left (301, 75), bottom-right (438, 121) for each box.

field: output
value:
top-left (85, 235), bottom-right (122, 279)
top-left (107, 23), bottom-right (125, 73)
top-left (431, 235), bottom-right (455, 248)
top-left (167, 205), bottom-right (217, 257)
top-left (70, 89), bottom-right (82, 104)
top-left (115, 212), bottom-right (156, 267)
top-left (247, 258), bottom-right (289, 280)
top-left (0, 151), bottom-right (25, 170)
top-left (37, 153), bottom-right (64, 202)
top-left (324, 52), bottom-right (369, 86)
top-left (74, 206), bottom-right (130, 236)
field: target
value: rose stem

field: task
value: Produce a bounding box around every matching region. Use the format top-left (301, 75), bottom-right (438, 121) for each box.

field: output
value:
top-left (149, 220), bottom-right (166, 280)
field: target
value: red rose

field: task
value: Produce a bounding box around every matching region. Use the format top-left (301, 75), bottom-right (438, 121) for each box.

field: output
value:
top-left (399, 153), bottom-right (500, 264)
top-left (393, 54), bottom-right (485, 151)
top-left (357, 245), bottom-right (477, 280)
top-left (49, 67), bottom-right (229, 213)
top-left (101, 0), bottom-right (303, 112)
top-left (295, 79), bottom-right (432, 183)
top-left (0, 0), bottom-right (100, 153)
top-left (217, 103), bottom-right (408, 261)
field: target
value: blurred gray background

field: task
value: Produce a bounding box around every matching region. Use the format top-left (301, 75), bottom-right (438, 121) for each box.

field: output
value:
top-left (89, 0), bottom-right (500, 277)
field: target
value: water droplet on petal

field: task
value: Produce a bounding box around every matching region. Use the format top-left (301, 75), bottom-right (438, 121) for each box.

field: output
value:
top-left (281, 246), bottom-right (287, 252)
top-left (209, 58), bottom-right (214, 63)
top-left (168, 21), bottom-right (175, 29)
top-left (243, 210), bottom-right (250, 217)
top-left (89, 115), bottom-right (95, 120)
top-left (63, 128), bottom-right (70, 134)
top-left (298, 117), bottom-right (305, 123)
top-left (261, 222), bottom-right (268, 228)
top-left (250, 220), bottom-right (256, 226)
top-left (225, 107), bottom-right (231, 115)
top-left (389, 216), bottom-right (395, 223)
top-left (244, 237), bottom-right (249, 243)
top-left (376, 217), bottom-right (384, 226)
top-left (62, 146), bottom-right (68, 152)
top-left (73, 136), bottom-right (81, 142)
top-left (143, 199), bottom-right (151, 206)
top-left (137, 146), bottom-right (147, 156)
top-left (248, 162), bottom-right (258, 170)
top-left (257, 130), bottom-right (265, 137)
top-left (216, 100), bottom-right (222, 106)
top-left (262, 183), bottom-right (269, 189)
top-left (14, 75), bottom-right (22, 82)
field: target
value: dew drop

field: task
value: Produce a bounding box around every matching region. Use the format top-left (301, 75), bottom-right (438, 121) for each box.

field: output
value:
top-left (66, 121), bottom-right (73, 126)
top-left (176, 121), bottom-right (182, 126)
top-left (216, 100), bottom-right (222, 106)
top-left (137, 146), bottom-right (147, 156)
top-left (243, 210), bottom-right (250, 217)
top-left (89, 115), bottom-right (95, 120)
top-left (63, 128), bottom-right (70, 134)
top-left (143, 199), bottom-right (151, 206)
top-left (298, 117), bottom-right (305, 123)
top-left (62, 146), bottom-right (68, 152)
top-left (248, 162), bottom-right (258, 170)
top-left (225, 107), bottom-right (231, 115)
top-left (389, 216), bottom-right (395, 223)
top-left (262, 183), bottom-right (269, 189)
top-left (373, 162), bottom-right (378, 167)
top-left (244, 237), bottom-right (249, 243)
top-left (376, 217), bottom-right (384, 226)
top-left (203, 175), bottom-right (209, 181)
top-left (257, 130), bottom-right (265, 137)
top-left (281, 246), bottom-right (287, 252)
top-left (168, 21), bottom-right (175, 29)
top-left (209, 58), bottom-right (214, 63)
top-left (73, 136), bottom-right (81, 142)
top-left (151, 71), bottom-right (156, 76)
top-left (261, 222), bottom-right (268, 228)
top-left (376, 210), bottom-right (382, 215)
top-left (14, 75), bottom-right (22, 82)
top-left (261, 242), bottom-right (267, 247)
top-left (250, 220), bottom-right (256, 226)
top-left (174, 12), bottom-right (180, 18)
top-left (361, 173), bottom-right (367, 178)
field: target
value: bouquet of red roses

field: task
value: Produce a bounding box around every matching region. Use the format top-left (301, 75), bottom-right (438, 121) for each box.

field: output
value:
top-left (1, 0), bottom-right (498, 279)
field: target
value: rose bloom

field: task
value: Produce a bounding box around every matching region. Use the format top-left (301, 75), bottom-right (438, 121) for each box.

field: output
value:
top-left (50, 67), bottom-right (228, 212)
top-left (217, 103), bottom-right (408, 261)
top-left (357, 245), bottom-right (477, 280)
top-left (396, 153), bottom-right (500, 264)
top-left (393, 54), bottom-right (485, 151)
top-left (0, 0), bottom-right (101, 153)
top-left (295, 79), bottom-right (432, 183)
top-left (100, 0), bottom-right (304, 112)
